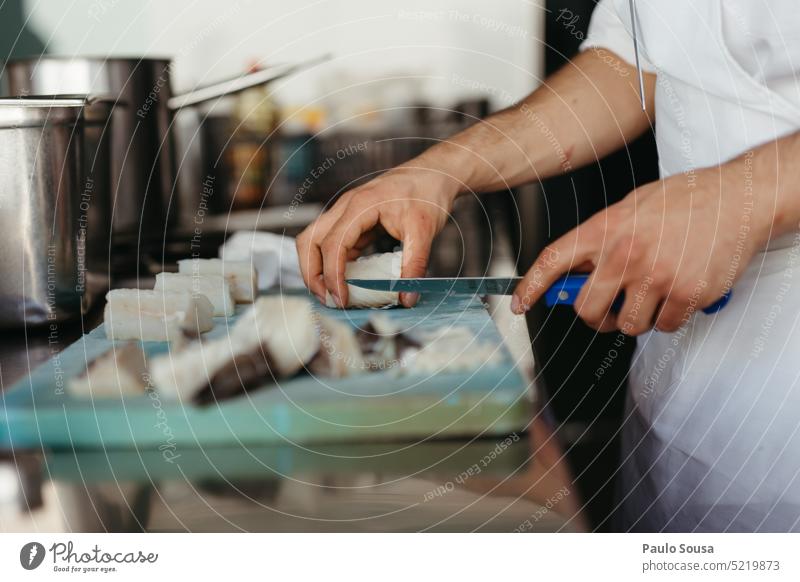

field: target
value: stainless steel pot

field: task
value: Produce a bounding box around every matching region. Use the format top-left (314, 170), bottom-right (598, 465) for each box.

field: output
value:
top-left (3, 56), bottom-right (326, 248)
top-left (0, 97), bottom-right (86, 326)
top-left (79, 96), bottom-right (115, 278)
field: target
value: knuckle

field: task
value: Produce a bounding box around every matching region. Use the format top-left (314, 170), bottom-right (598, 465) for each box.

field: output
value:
top-left (577, 303), bottom-right (608, 329)
top-left (624, 317), bottom-right (651, 336)
top-left (661, 322), bottom-right (682, 333)
top-left (669, 286), bottom-right (694, 305)
top-left (348, 185), bottom-right (381, 206)
top-left (655, 302), bottom-right (686, 331)
top-left (406, 253), bottom-right (427, 269)
top-left (648, 268), bottom-right (671, 290)
top-left (599, 207), bottom-right (622, 228)
top-left (626, 237), bottom-right (648, 265)
top-left (581, 314), bottom-right (607, 331)
top-left (320, 236), bottom-right (340, 256)
top-left (575, 298), bottom-right (600, 322)
top-left (575, 222), bottom-right (596, 242)
top-left (606, 237), bottom-right (634, 267)
top-left (338, 189), bottom-right (359, 204)
top-left (296, 230), bottom-right (310, 249)
top-left (655, 316), bottom-right (681, 333)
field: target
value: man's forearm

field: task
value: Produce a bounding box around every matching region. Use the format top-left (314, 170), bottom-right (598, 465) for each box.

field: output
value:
top-left (405, 48), bottom-right (656, 198)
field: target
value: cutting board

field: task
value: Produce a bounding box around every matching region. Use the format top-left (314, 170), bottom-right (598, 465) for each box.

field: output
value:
top-left (0, 292), bottom-right (531, 449)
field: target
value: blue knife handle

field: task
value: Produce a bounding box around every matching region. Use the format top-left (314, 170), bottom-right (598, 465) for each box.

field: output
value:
top-left (544, 274), bottom-right (731, 314)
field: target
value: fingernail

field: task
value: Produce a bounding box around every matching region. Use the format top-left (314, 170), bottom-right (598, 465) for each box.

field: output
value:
top-left (402, 292), bottom-right (419, 308)
top-left (333, 293), bottom-right (343, 308)
top-left (511, 295), bottom-right (520, 313)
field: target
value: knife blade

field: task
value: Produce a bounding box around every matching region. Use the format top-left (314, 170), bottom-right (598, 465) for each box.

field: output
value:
top-left (347, 274), bottom-right (731, 314)
top-left (346, 276), bottom-right (521, 296)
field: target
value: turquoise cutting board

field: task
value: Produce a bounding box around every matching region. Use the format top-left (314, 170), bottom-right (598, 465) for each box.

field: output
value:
top-left (0, 292), bottom-right (531, 449)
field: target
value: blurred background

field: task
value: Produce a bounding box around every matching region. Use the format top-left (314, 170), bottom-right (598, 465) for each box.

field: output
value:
top-left (0, 0), bottom-right (659, 530)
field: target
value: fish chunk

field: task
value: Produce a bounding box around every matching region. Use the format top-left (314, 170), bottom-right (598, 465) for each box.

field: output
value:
top-left (309, 315), bottom-right (365, 378)
top-left (151, 296), bottom-right (320, 402)
top-left (68, 344), bottom-right (149, 398)
top-left (325, 251), bottom-right (402, 309)
top-left (154, 272), bottom-right (234, 317)
top-left (177, 258), bottom-right (257, 303)
top-left (104, 289), bottom-right (214, 342)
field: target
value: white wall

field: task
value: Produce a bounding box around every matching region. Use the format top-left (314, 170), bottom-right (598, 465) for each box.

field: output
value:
top-left (23, 0), bottom-right (545, 114)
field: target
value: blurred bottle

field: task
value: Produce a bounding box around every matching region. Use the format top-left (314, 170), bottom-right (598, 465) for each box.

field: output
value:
top-left (270, 105), bottom-right (326, 205)
top-left (228, 62), bottom-right (279, 209)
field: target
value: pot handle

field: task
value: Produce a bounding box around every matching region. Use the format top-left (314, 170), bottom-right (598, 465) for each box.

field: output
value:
top-left (167, 54), bottom-right (331, 111)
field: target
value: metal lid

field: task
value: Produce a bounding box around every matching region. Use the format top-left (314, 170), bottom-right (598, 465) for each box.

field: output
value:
top-left (5, 93), bottom-right (116, 122)
top-left (5, 55), bottom-right (173, 67)
top-left (0, 96), bottom-right (87, 128)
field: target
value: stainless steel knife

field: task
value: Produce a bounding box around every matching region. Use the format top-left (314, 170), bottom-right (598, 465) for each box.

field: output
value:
top-left (347, 276), bottom-right (521, 296)
top-left (347, 274), bottom-right (732, 313)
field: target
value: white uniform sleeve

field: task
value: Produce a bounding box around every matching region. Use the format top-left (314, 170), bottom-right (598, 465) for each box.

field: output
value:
top-left (579, 0), bottom-right (656, 73)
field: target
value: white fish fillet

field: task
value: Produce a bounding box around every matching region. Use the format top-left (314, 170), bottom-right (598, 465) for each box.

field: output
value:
top-left (151, 296), bottom-right (320, 401)
top-left (401, 326), bottom-right (502, 374)
top-left (150, 334), bottom-right (240, 401)
top-left (68, 343), bottom-right (149, 398)
top-left (154, 272), bottom-right (234, 317)
top-left (310, 315), bottom-right (365, 378)
top-left (233, 296), bottom-right (320, 376)
top-left (177, 258), bottom-right (257, 303)
top-left (325, 251), bottom-right (402, 309)
top-left (104, 289), bottom-right (214, 342)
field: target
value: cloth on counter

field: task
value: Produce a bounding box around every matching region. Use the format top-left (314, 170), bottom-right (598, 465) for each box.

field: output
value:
top-left (219, 232), bottom-right (305, 291)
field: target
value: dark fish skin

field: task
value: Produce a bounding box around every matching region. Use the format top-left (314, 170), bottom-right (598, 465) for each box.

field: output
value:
top-left (193, 345), bottom-right (278, 405)
top-left (193, 320), bottom-right (421, 404)
top-left (394, 332), bottom-right (421, 354)
top-left (355, 322), bottom-right (381, 354)
top-left (355, 322), bottom-right (420, 368)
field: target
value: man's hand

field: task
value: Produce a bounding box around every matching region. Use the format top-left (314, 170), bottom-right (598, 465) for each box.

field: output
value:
top-left (512, 165), bottom-right (767, 334)
top-left (296, 166), bottom-right (457, 307)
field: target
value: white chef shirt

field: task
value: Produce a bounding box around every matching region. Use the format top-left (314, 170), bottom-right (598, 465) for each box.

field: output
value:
top-left (578, 0), bottom-right (800, 532)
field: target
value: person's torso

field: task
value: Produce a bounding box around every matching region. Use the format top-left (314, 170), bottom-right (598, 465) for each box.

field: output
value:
top-left (610, 0), bottom-right (800, 530)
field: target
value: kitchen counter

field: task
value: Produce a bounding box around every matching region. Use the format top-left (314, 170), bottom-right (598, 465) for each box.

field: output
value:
top-left (0, 299), bottom-right (585, 533)
top-left (0, 421), bottom-right (585, 532)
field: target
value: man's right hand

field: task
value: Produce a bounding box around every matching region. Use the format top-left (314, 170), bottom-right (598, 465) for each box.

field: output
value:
top-left (296, 166), bottom-right (458, 308)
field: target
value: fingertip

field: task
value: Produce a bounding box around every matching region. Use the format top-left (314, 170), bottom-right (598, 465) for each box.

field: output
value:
top-left (511, 282), bottom-right (538, 314)
top-left (308, 276), bottom-right (326, 303)
top-left (337, 283), bottom-right (349, 308)
top-left (400, 292), bottom-right (419, 308)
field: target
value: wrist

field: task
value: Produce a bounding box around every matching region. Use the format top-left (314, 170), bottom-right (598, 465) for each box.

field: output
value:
top-left (718, 151), bottom-right (780, 247)
top-left (400, 141), bottom-right (476, 204)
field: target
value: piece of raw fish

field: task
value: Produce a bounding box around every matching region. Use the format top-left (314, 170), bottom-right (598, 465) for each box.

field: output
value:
top-left (177, 258), bottom-right (257, 303)
top-left (325, 251), bottom-right (402, 309)
top-left (104, 289), bottom-right (214, 342)
top-left (68, 343), bottom-right (149, 398)
top-left (309, 315), bottom-right (365, 378)
top-left (355, 312), bottom-right (419, 372)
top-left (154, 272), bottom-right (234, 317)
top-left (151, 296), bottom-right (320, 402)
top-left (401, 326), bottom-right (502, 374)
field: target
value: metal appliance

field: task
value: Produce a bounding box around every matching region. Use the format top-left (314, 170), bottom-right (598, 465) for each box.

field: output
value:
top-left (0, 97), bottom-right (86, 326)
top-left (3, 56), bottom-right (326, 248)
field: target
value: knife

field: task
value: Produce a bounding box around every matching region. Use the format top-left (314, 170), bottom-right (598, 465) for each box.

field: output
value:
top-left (347, 274), bottom-right (731, 314)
